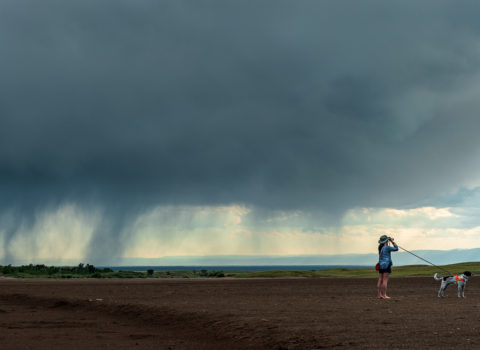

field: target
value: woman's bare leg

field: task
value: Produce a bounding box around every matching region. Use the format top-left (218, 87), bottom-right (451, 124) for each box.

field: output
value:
top-left (377, 274), bottom-right (384, 298)
top-left (381, 273), bottom-right (390, 299)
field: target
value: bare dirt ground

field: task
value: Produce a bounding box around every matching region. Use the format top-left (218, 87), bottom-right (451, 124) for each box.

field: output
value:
top-left (1, 276), bottom-right (480, 349)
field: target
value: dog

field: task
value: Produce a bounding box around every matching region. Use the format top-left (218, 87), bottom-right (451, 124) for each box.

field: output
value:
top-left (434, 271), bottom-right (472, 298)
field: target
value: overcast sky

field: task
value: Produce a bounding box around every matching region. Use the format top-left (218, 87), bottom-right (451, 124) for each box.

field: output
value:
top-left (2, 1), bottom-right (480, 264)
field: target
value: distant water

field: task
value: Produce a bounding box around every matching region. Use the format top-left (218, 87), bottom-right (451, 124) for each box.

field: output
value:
top-left (103, 265), bottom-right (368, 272)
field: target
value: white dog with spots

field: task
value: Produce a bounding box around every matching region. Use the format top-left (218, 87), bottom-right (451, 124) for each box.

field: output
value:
top-left (434, 271), bottom-right (472, 298)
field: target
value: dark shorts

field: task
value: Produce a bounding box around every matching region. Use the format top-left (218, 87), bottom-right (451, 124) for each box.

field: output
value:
top-left (379, 263), bottom-right (392, 274)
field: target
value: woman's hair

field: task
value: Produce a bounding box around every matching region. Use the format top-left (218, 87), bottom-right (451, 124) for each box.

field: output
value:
top-left (378, 242), bottom-right (385, 253)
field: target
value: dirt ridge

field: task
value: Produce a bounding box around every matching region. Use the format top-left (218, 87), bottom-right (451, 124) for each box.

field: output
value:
top-left (0, 292), bottom-right (307, 349)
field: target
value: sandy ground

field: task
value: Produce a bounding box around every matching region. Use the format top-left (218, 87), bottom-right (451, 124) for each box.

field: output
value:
top-left (1, 276), bottom-right (480, 349)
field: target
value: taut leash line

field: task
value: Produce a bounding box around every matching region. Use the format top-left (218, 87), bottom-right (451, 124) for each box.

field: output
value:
top-left (396, 244), bottom-right (453, 275)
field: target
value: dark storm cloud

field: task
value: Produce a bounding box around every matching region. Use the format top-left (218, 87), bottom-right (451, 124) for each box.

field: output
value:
top-left (2, 0), bottom-right (480, 220)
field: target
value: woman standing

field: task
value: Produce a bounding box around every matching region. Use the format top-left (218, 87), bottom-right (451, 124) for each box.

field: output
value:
top-left (377, 235), bottom-right (398, 299)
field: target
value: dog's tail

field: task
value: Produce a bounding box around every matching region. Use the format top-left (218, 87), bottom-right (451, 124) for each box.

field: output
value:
top-left (434, 273), bottom-right (443, 281)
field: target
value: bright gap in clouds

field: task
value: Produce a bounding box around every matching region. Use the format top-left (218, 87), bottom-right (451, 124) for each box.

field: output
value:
top-left (1, 203), bottom-right (479, 264)
top-left (124, 205), bottom-right (480, 257)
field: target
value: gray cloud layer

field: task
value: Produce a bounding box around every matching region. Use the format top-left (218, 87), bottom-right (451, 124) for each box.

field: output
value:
top-left (2, 1), bottom-right (480, 234)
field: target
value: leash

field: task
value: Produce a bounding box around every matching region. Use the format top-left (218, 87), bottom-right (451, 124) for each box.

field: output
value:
top-left (396, 244), bottom-right (454, 275)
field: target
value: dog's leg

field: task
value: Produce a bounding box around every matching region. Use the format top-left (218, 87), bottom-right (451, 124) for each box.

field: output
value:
top-left (439, 282), bottom-right (447, 297)
top-left (438, 283), bottom-right (444, 297)
top-left (457, 283), bottom-right (466, 298)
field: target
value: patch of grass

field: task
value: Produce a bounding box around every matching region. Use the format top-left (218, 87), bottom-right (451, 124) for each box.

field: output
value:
top-left (390, 262), bottom-right (480, 277)
top-left (229, 262), bottom-right (480, 278)
top-left (102, 271), bottom-right (147, 278)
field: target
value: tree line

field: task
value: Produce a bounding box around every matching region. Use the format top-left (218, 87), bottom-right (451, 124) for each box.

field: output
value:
top-left (0, 263), bottom-right (113, 276)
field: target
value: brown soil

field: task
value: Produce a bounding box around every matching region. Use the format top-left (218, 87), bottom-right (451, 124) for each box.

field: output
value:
top-left (0, 276), bottom-right (479, 349)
